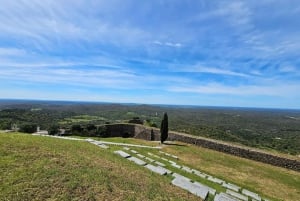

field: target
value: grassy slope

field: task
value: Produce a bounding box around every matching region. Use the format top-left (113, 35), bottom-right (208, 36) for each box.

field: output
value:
top-left (163, 143), bottom-right (300, 201)
top-left (0, 133), bottom-right (199, 201)
top-left (1, 133), bottom-right (300, 201)
top-left (73, 136), bottom-right (300, 201)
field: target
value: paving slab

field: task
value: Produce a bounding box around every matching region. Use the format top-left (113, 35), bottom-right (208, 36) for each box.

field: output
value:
top-left (172, 173), bottom-right (191, 181)
top-left (145, 164), bottom-right (168, 175)
top-left (50, 136), bottom-right (84, 141)
top-left (144, 157), bottom-right (155, 162)
top-left (242, 189), bottom-right (261, 201)
top-left (182, 166), bottom-right (193, 173)
top-left (214, 193), bottom-right (240, 201)
top-left (114, 150), bottom-right (131, 158)
top-left (226, 189), bottom-right (248, 201)
top-left (130, 150), bottom-right (138, 154)
top-left (127, 156), bottom-right (147, 166)
top-left (208, 176), bottom-right (225, 184)
top-left (222, 183), bottom-right (241, 192)
top-left (97, 144), bottom-right (109, 149)
top-left (97, 141), bottom-right (161, 149)
top-left (123, 147), bottom-right (130, 150)
top-left (194, 182), bottom-right (216, 195)
top-left (171, 177), bottom-right (209, 200)
top-left (161, 157), bottom-right (168, 161)
top-left (154, 161), bottom-right (166, 167)
top-left (136, 154), bottom-right (145, 158)
top-left (171, 163), bottom-right (181, 169)
top-left (192, 170), bottom-right (207, 178)
top-left (168, 160), bottom-right (177, 165)
top-left (157, 166), bottom-right (172, 174)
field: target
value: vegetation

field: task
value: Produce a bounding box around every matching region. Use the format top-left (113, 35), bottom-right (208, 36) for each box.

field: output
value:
top-left (0, 100), bottom-right (300, 155)
top-left (0, 133), bottom-right (200, 201)
top-left (0, 132), bottom-right (296, 201)
top-left (160, 113), bottom-right (169, 143)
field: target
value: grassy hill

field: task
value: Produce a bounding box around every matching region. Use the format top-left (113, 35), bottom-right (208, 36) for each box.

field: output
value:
top-left (1, 132), bottom-right (300, 201)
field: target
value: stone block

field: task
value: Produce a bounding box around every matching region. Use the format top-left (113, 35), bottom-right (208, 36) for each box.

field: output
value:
top-left (168, 160), bottom-right (177, 165)
top-left (145, 164), bottom-right (167, 175)
top-left (130, 150), bottom-right (138, 154)
top-left (171, 163), bottom-right (181, 169)
top-left (171, 177), bottom-right (209, 200)
top-left (194, 182), bottom-right (216, 195)
top-left (192, 170), bottom-right (207, 178)
top-left (114, 150), bottom-right (131, 158)
top-left (242, 189), bottom-right (261, 201)
top-left (226, 189), bottom-right (248, 201)
top-left (137, 154), bottom-right (145, 158)
top-left (97, 144), bottom-right (109, 149)
top-left (154, 161), bottom-right (166, 167)
top-left (172, 173), bottom-right (191, 181)
top-left (161, 157), bottom-right (168, 161)
top-left (144, 157), bottom-right (155, 162)
top-left (182, 166), bottom-right (193, 173)
top-left (127, 156), bottom-right (147, 166)
top-left (123, 147), bottom-right (130, 150)
top-left (222, 183), bottom-right (241, 192)
top-left (208, 176), bottom-right (225, 184)
top-left (214, 192), bottom-right (240, 201)
top-left (147, 152), bottom-right (154, 156)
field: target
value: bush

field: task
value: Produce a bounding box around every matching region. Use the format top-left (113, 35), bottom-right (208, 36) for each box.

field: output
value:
top-left (19, 124), bottom-right (37, 133)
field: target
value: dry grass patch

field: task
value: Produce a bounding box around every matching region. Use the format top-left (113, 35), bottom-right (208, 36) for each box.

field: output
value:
top-left (164, 142), bottom-right (300, 201)
top-left (0, 133), bottom-right (200, 201)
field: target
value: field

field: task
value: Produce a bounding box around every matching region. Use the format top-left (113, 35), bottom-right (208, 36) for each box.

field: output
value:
top-left (1, 132), bottom-right (299, 201)
top-left (1, 101), bottom-right (299, 155)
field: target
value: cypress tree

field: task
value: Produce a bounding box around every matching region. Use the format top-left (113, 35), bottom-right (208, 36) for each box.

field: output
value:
top-left (160, 113), bottom-right (168, 143)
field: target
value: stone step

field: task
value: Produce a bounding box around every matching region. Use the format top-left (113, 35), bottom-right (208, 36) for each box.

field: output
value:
top-left (226, 189), bottom-right (248, 201)
top-left (114, 150), bottom-right (131, 158)
top-left (171, 177), bottom-right (209, 200)
top-left (127, 156), bottom-right (147, 166)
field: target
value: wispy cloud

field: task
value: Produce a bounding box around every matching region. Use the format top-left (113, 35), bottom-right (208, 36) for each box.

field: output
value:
top-left (153, 40), bottom-right (182, 48)
top-left (172, 64), bottom-right (251, 77)
top-left (169, 82), bottom-right (300, 97)
top-left (0, 0), bottom-right (300, 108)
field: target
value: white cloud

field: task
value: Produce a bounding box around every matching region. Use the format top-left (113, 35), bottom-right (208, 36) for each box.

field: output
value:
top-left (169, 82), bottom-right (300, 97)
top-left (172, 64), bottom-right (251, 77)
top-left (153, 40), bottom-right (182, 48)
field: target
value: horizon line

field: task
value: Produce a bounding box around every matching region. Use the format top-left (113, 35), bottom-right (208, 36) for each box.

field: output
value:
top-left (0, 98), bottom-right (299, 111)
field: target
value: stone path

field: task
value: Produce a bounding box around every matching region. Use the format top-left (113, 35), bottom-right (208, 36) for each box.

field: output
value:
top-left (172, 175), bottom-right (209, 200)
top-left (88, 139), bottom-right (161, 149)
top-left (31, 134), bottom-right (267, 201)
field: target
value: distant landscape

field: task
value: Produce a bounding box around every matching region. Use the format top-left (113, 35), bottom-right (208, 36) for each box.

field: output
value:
top-left (1, 99), bottom-right (299, 155)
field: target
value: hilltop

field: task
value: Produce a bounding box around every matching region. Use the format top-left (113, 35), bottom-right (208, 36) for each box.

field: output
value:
top-left (1, 132), bottom-right (299, 201)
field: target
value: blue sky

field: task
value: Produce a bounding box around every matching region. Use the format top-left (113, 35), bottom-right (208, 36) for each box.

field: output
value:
top-left (0, 0), bottom-right (300, 109)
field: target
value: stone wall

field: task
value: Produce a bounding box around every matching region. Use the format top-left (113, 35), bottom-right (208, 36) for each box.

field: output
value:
top-left (102, 124), bottom-right (300, 172)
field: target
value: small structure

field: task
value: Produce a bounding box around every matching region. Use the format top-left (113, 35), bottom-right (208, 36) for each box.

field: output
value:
top-left (33, 126), bottom-right (48, 135)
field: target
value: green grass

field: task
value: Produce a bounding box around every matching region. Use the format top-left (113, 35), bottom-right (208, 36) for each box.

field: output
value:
top-left (69, 135), bottom-right (300, 200)
top-left (1, 133), bottom-right (300, 201)
top-left (163, 142), bottom-right (300, 201)
top-left (0, 133), bottom-right (200, 201)
top-left (59, 115), bottom-right (106, 124)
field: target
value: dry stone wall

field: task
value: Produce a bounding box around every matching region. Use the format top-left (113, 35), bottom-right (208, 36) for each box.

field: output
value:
top-left (103, 124), bottom-right (300, 172)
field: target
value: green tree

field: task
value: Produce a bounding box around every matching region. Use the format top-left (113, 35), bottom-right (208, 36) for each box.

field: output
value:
top-left (160, 113), bottom-right (168, 143)
top-left (71, 124), bottom-right (82, 135)
top-left (48, 125), bottom-right (60, 135)
top-left (150, 129), bottom-right (155, 141)
top-left (19, 124), bottom-right (37, 133)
